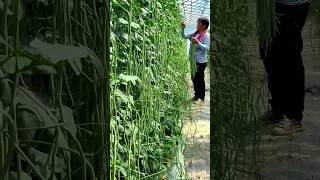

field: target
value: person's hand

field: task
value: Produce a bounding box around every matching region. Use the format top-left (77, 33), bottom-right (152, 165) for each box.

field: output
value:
top-left (192, 37), bottom-right (199, 44)
top-left (181, 21), bottom-right (186, 29)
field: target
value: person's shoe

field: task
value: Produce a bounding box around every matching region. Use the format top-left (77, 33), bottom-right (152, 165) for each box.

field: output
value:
top-left (262, 111), bottom-right (284, 124)
top-left (194, 98), bottom-right (204, 106)
top-left (197, 98), bottom-right (205, 105)
top-left (191, 96), bottom-right (199, 102)
top-left (272, 118), bottom-right (303, 136)
top-left (191, 96), bottom-right (199, 101)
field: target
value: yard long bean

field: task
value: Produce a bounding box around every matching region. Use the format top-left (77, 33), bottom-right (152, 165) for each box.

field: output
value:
top-left (190, 44), bottom-right (197, 78)
top-left (257, 0), bottom-right (277, 50)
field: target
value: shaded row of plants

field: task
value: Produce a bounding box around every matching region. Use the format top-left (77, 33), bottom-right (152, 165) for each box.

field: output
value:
top-left (0, 0), bottom-right (109, 179)
top-left (210, 0), bottom-right (265, 179)
top-left (311, 0), bottom-right (320, 51)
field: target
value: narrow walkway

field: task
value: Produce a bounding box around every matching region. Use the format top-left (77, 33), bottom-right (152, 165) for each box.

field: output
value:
top-left (251, 12), bottom-right (320, 180)
top-left (183, 69), bottom-right (210, 180)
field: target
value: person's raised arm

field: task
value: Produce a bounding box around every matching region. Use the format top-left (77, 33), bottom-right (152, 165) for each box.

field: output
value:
top-left (181, 22), bottom-right (193, 39)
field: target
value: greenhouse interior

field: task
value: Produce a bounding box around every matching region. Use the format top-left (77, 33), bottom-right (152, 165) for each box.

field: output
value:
top-left (0, 0), bottom-right (320, 179)
top-left (111, 0), bottom-right (210, 179)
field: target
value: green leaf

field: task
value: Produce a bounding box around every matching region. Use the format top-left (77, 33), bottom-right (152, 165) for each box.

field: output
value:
top-left (57, 129), bottom-right (69, 149)
top-left (119, 166), bottom-right (127, 177)
top-left (114, 89), bottom-right (129, 103)
top-left (29, 38), bottom-right (90, 64)
top-left (2, 56), bottom-right (32, 74)
top-left (0, 55), bottom-right (10, 65)
top-left (1, 57), bottom-right (15, 74)
top-left (131, 22), bottom-right (140, 29)
top-left (29, 148), bottom-right (66, 174)
top-left (111, 32), bottom-right (117, 41)
top-left (0, 101), bottom-right (3, 130)
top-left (121, 33), bottom-right (129, 41)
top-left (119, 18), bottom-right (128, 25)
top-left (17, 109), bottom-right (38, 141)
top-left (9, 171), bottom-right (32, 180)
top-left (0, 36), bottom-right (13, 49)
top-left (114, 31), bottom-right (128, 41)
top-left (141, 8), bottom-right (149, 16)
top-left (9, 0), bottom-right (24, 22)
top-left (33, 65), bottom-right (57, 75)
top-left (28, 38), bottom-right (105, 82)
top-left (84, 47), bottom-right (106, 83)
top-left (68, 59), bottom-right (82, 76)
top-left (36, 0), bottom-right (49, 6)
top-left (135, 45), bottom-right (141, 52)
top-left (0, 1), bottom-right (12, 15)
top-left (61, 105), bottom-right (77, 137)
top-left (156, 2), bottom-right (162, 8)
top-left (0, 69), bottom-right (12, 105)
top-left (118, 74), bottom-right (140, 86)
top-left (15, 87), bottom-right (58, 134)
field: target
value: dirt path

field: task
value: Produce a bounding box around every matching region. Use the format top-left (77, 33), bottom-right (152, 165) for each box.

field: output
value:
top-left (251, 11), bottom-right (320, 180)
top-left (183, 69), bottom-right (210, 180)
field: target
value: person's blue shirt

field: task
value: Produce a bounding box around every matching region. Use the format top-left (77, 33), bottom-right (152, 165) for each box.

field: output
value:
top-left (181, 28), bottom-right (210, 63)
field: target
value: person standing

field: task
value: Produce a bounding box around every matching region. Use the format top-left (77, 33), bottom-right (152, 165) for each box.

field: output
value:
top-left (261, 0), bottom-right (312, 135)
top-left (181, 17), bottom-right (210, 103)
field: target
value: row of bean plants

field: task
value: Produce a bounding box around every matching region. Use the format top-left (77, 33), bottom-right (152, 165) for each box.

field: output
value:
top-left (110, 0), bottom-right (190, 179)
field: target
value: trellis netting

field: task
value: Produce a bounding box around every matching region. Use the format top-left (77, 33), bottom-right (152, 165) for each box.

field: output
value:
top-left (179, 0), bottom-right (210, 77)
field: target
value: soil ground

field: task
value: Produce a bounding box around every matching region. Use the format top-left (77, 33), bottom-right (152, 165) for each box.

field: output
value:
top-left (183, 68), bottom-right (210, 180)
top-left (250, 11), bottom-right (320, 180)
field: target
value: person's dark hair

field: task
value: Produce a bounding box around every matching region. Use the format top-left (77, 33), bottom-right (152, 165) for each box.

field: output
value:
top-left (198, 17), bottom-right (209, 29)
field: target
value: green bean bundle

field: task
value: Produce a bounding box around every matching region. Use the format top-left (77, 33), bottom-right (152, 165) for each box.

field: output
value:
top-left (257, 0), bottom-right (277, 51)
top-left (190, 44), bottom-right (196, 78)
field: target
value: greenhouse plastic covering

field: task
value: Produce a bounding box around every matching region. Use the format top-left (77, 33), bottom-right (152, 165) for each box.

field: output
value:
top-left (179, 0), bottom-right (210, 24)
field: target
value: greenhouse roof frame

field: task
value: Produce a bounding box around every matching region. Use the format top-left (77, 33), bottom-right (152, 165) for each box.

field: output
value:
top-left (179, 0), bottom-right (210, 24)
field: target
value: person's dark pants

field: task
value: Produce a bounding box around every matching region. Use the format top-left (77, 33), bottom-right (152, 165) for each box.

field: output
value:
top-left (192, 62), bottom-right (207, 100)
top-left (260, 3), bottom-right (310, 121)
